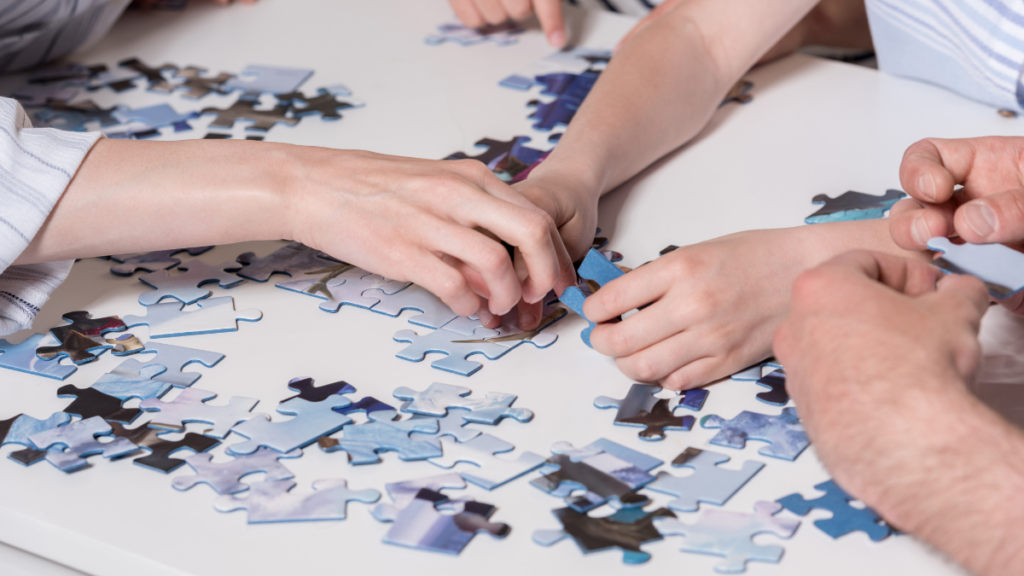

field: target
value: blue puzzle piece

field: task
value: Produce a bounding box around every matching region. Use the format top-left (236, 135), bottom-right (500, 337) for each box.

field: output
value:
top-left (223, 64), bottom-right (314, 95)
top-left (679, 389), bottom-right (709, 411)
top-left (805, 189), bottom-right (905, 224)
top-left (701, 407), bottom-right (809, 461)
top-left (777, 479), bottom-right (894, 541)
top-left (112, 103), bottom-right (196, 131)
top-left (753, 369), bottom-right (788, 406)
top-left (90, 365), bottom-right (171, 401)
top-left (0, 334), bottom-right (77, 380)
top-left (527, 97), bottom-right (579, 131)
top-left (0, 412), bottom-right (71, 465)
top-left (730, 359), bottom-right (783, 381)
top-left (227, 396), bottom-right (352, 456)
top-left (393, 327), bottom-right (511, 376)
top-left (321, 410), bottom-right (441, 464)
top-left (927, 236), bottom-right (1024, 298)
top-left (559, 287), bottom-right (594, 346)
top-left (594, 384), bottom-right (696, 441)
top-left (559, 248), bottom-right (625, 347)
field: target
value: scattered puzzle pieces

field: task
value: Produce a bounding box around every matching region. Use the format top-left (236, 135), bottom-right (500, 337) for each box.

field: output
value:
top-left (234, 242), bottom-right (339, 282)
top-left (0, 334), bottom-right (77, 380)
top-left (37, 310), bottom-right (126, 364)
top-left (425, 21), bottom-right (523, 46)
top-left (123, 296), bottom-right (262, 338)
top-left (173, 447), bottom-right (301, 494)
top-left (110, 342), bottom-right (224, 387)
top-left (107, 422), bottom-right (219, 473)
top-left (109, 247), bottom-right (213, 276)
top-left (533, 505), bottom-right (676, 565)
top-left (805, 189), bottom-right (906, 224)
top-left (367, 284), bottom-right (459, 328)
top-left (164, 66), bottom-right (234, 99)
top-left (374, 488), bottom-right (509, 555)
top-left (0, 412), bottom-right (71, 465)
top-left (394, 382), bottom-right (533, 424)
top-left (30, 416), bottom-right (138, 472)
top-left (90, 364), bottom-right (171, 401)
top-left (58, 385), bottom-right (141, 424)
top-left (137, 260), bottom-right (243, 306)
top-left (777, 479), bottom-right (894, 541)
top-left (646, 447), bottom-right (764, 512)
top-left (427, 433), bottom-right (545, 490)
top-left (654, 501), bottom-right (799, 574)
top-left (318, 410), bottom-right (440, 464)
top-left (228, 396), bottom-right (352, 455)
top-left (701, 407), bottom-right (809, 461)
top-left (927, 236), bottom-right (1024, 298)
top-left (215, 479), bottom-right (379, 523)
top-left (141, 388), bottom-right (259, 439)
top-left (594, 384), bottom-right (697, 441)
top-left (532, 438), bottom-right (662, 512)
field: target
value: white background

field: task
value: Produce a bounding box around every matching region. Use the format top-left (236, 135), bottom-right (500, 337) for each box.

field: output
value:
top-left (2, 1), bottom-right (1023, 574)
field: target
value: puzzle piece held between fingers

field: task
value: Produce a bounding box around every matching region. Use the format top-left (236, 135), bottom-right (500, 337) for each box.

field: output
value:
top-left (173, 448), bottom-right (301, 494)
top-left (214, 479), bottom-right (380, 523)
top-left (646, 447), bottom-right (764, 512)
top-left (140, 388), bottom-right (259, 439)
top-left (805, 189), bottom-right (906, 224)
top-left (777, 479), bottom-right (894, 541)
top-left (30, 416), bottom-right (138, 472)
top-left (701, 407), bottom-right (809, 461)
top-left (533, 505), bottom-right (676, 565)
top-left (654, 501), bottom-right (799, 574)
top-left (123, 296), bottom-right (262, 338)
top-left (927, 236), bottom-right (1024, 298)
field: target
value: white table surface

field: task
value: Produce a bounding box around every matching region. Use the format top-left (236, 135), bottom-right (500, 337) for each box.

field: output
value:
top-left (2, 1), bottom-right (1023, 575)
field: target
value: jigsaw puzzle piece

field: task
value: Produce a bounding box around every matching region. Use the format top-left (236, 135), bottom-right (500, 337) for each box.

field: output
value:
top-left (227, 396), bottom-right (352, 455)
top-left (37, 310), bottom-right (126, 364)
top-left (927, 236), bottom-right (1024, 298)
top-left (201, 98), bottom-right (298, 132)
top-left (533, 439), bottom-right (661, 512)
top-left (30, 416), bottom-right (138, 472)
top-left (137, 260), bottom-right (243, 306)
top-left (118, 57), bottom-right (178, 91)
top-left (90, 364), bottom-right (171, 400)
top-left (446, 306), bottom-right (565, 352)
top-left (57, 385), bottom-right (142, 424)
top-left (559, 286), bottom-right (595, 346)
top-left (376, 488), bottom-right (509, 555)
top-left (109, 247), bottom-right (213, 276)
top-left (107, 422), bottom-right (219, 473)
top-left (721, 79), bottom-right (754, 106)
top-left (499, 47), bottom-right (611, 89)
top-left (234, 242), bottom-right (339, 281)
top-left (223, 65), bottom-right (314, 95)
top-left (173, 447), bottom-right (301, 494)
top-left (140, 388), bottom-right (259, 439)
top-left (424, 21), bottom-right (523, 46)
top-left (285, 88), bottom-right (363, 120)
top-left (276, 266), bottom-right (395, 312)
top-left (777, 479), bottom-right (894, 541)
top-left (10, 82), bottom-right (80, 106)
top-left (405, 404), bottom-right (482, 444)
top-left (104, 333), bottom-right (144, 355)
top-left (0, 412), bottom-right (71, 465)
top-left (701, 407), bottom-right (809, 461)
top-left (319, 410), bottom-right (440, 464)
top-left (123, 296), bottom-right (262, 338)
top-left (367, 284), bottom-right (459, 328)
top-left (377, 473), bottom-right (467, 513)
top-left (533, 506), bottom-right (676, 565)
top-left (33, 99), bottom-right (121, 131)
top-left (427, 434), bottom-right (545, 489)
top-left (729, 359), bottom-right (783, 381)
top-left (0, 334), bottom-right (77, 380)
top-left (752, 369), bottom-right (788, 406)
top-left (166, 66), bottom-right (233, 99)
top-left (527, 97), bottom-right (579, 131)
top-left (112, 103), bottom-right (196, 132)
top-left (393, 327), bottom-right (510, 376)
top-left (805, 189), bottom-right (906, 224)
top-left (214, 479), bottom-right (379, 523)
top-left (594, 383), bottom-right (697, 441)
top-left (654, 501), bottom-right (799, 574)
top-left (647, 447), bottom-right (764, 512)
top-left (282, 376), bottom-right (355, 402)
top-left (110, 341), bottom-right (224, 387)
top-left (394, 382), bottom-right (533, 424)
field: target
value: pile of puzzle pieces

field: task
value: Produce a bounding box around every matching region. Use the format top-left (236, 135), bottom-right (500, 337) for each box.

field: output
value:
top-left (5, 58), bottom-right (363, 140)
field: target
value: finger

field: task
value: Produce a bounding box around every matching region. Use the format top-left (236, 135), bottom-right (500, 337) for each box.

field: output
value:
top-left (589, 298), bottom-right (688, 358)
top-left (477, 307), bottom-right (501, 329)
top-left (427, 221), bottom-right (522, 315)
top-left (658, 356), bottom-right (724, 392)
top-left (449, 0), bottom-right (486, 28)
top-left (613, 329), bottom-right (709, 384)
top-left (400, 249), bottom-right (482, 317)
top-left (499, 0), bottom-right (532, 20)
top-left (889, 198), bottom-right (956, 250)
top-left (818, 250), bottom-right (946, 297)
top-left (517, 299), bottom-right (542, 331)
top-left (953, 189), bottom-right (1024, 244)
top-left (934, 273), bottom-right (991, 323)
top-left (474, 0), bottom-right (509, 24)
top-left (533, 0), bottom-right (566, 47)
top-left (899, 138), bottom-right (980, 203)
top-left (583, 261), bottom-right (670, 323)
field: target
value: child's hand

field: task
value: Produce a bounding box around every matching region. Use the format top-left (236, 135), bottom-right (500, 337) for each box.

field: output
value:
top-left (448, 0), bottom-right (566, 47)
top-left (581, 226), bottom-right (837, 390)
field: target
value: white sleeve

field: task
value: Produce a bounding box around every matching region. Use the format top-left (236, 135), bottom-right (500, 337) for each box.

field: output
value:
top-left (0, 97), bottom-right (103, 335)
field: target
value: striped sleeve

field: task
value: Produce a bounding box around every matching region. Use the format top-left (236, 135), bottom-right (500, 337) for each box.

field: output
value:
top-left (0, 97), bottom-right (102, 335)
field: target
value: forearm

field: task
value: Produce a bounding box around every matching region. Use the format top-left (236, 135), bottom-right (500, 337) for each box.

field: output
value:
top-left (15, 139), bottom-right (295, 265)
top-left (812, 218), bottom-right (933, 263)
top-left (531, 0), bottom-right (818, 197)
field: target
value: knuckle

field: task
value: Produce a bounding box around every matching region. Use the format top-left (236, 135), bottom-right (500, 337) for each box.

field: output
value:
top-left (791, 268), bottom-right (834, 301)
top-left (478, 244), bottom-right (511, 275)
top-left (629, 356), bottom-right (660, 382)
top-left (606, 328), bottom-right (633, 355)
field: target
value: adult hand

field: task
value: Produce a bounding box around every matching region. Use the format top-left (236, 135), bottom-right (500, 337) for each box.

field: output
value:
top-left (580, 225), bottom-right (840, 390)
top-left (286, 149), bottom-right (574, 325)
top-left (448, 0), bottom-right (566, 47)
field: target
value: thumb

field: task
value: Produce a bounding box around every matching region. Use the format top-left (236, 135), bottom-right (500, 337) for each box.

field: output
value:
top-left (535, 0), bottom-right (566, 47)
top-left (954, 188), bottom-right (1024, 245)
top-left (934, 273), bottom-right (991, 326)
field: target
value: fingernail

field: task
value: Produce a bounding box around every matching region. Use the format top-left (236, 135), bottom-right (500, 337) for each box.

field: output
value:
top-left (548, 30), bottom-right (566, 47)
top-left (520, 312), bottom-right (537, 327)
top-left (917, 173), bottom-right (937, 202)
top-left (911, 215), bottom-right (932, 246)
top-left (964, 202), bottom-right (996, 238)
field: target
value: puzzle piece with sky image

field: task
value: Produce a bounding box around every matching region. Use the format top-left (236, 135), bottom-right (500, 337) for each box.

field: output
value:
top-left (141, 388), bottom-right (259, 439)
top-left (425, 21), bottom-right (523, 46)
top-left (777, 479), bottom-right (894, 541)
top-left (223, 64), bottom-right (314, 96)
top-left (0, 334), bottom-right (77, 380)
top-left (137, 260), bottom-right (243, 306)
top-left (90, 364), bottom-right (171, 401)
top-left (29, 416), bottom-right (138, 472)
top-left (227, 396), bottom-right (352, 455)
top-left (394, 382), bottom-right (533, 424)
top-left (647, 447), bottom-right (764, 512)
top-left (927, 236), bottom-right (1024, 298)
top-left (594, 383), bottom-right (704, 441)
top-left (373, 488), bottom-right (509, 555)
top-left (110, 341), bottom-right (224, 387)
top-left (0, 412), bottom-right (71, 465)
top-left (318, 410), bottom-right (440, 464)
top-left (214, 479), bottom-right (379, 523)
top-left (123, 296), bottom-right (262, 338)
top-left (109, 247), bottom-right (213, 276)
top-left (805, 189), bottom-right (905, 224)
top-left (701, 407), bottom-right (809, 461)
top-left (233, 242), bottom-right (340, 282)
top-left (532, 438), bottom-right (662, 512)
top-left (533, 505), bottom-right (676, 565)
top-left (173, 447), bottom-right (301, 494)
top-left (427, 433), bottom-right (545, 490)
top-left (367, 284), bottom-right (459, 329)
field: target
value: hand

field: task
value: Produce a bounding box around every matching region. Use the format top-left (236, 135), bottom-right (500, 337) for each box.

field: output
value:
top-left (774, 250), bottom-right (989, 530)
top-left (581, 225), bottom-right (839, 390)
top-left (286, 149), bottom-right (574, 323)
top-left (448, 0), bottom-right (566, 47)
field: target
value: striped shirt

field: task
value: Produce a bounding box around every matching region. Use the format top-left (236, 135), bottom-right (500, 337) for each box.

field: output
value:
top-left (0, 0), bottom-right (130, 73)
top-left (0, 98), bottom-right (102, 335)
top-left (566, 0), bottom-right (662, 18)
top-left (866, 0), bottom-right (1024, 111)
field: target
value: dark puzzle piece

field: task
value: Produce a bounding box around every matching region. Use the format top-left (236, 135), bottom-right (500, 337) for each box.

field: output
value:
top-left (165, 66), bottom-right (234, 99)
top-left (37, 311), bottom-right (126, 364)
top-left (532, 441), bottom-right (658, 513)
top-left (35, 330), bottom-right (108, 365)
top-left (721, 79), bottom-right (754, 106)
top-left (375, 488), bottom-right (510, 554)
top-left (805, 189), bottom-right (906, 224)
top-left (282, 376), bottom-right (355, 403)
top-left (0, 412), bottom-right (71, 465)
top-left (57, 385), bottom-right (141, 424)
top-left (118, 58), bottom-right (178, 91)
top-left (754, 369), bottom-right (788, 406)
top-left (336, 396), bottom-right (394, 417)
top-left (201, 98), bottom-right (298, 132)
top-left (533, 506), bottom-right (676, 564)
top-left (234, 242), bottom-right (341, 282)
top-left (594, 384), bottom-right (698, 441)
top-left (660, 245), bottom-right (679, 256)
top-left (444, 136), bottom-right (547, 179)
top-left (279, 88), bottom-right (361, 120)
top-left (28, 63), bottom-right (104, 84)
top-left (777, 479), bottom-right (895, 541)
top-left (109, 247), bottom-right (214, 276)
top-left (108, 422), bottom-right (219, 473)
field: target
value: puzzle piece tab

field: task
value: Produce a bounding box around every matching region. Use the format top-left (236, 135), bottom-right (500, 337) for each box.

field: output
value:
top-left (137, 260), bottom-right (242, 306)
top-left (173, 447), bottom-right (301, 494)
top-left (927, 236), bottom-right (1024, 298)
top-left (215, 479), bottom-right (379, 523)
top-left (123, 296), bottom-right (262, 338)
top-left (654, 501), bottom-right (799, 573)
top-left (30, 416), bottom-right (138, 472)
top-left (646, 447), bottom-right (764, 512)
top-left (777, 479), bottom-right (894, 541)
top-left (0, 334), bottom-right (77, 380)
top-left (805, 189), bottom-right (905, 224)
top-left (701, 407), bottom-right (809, 461)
